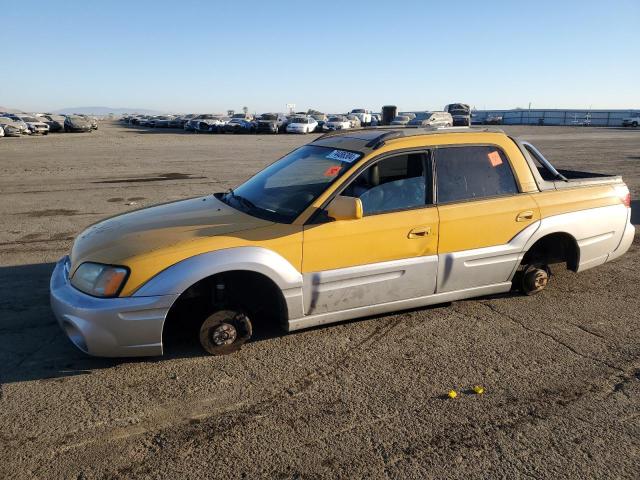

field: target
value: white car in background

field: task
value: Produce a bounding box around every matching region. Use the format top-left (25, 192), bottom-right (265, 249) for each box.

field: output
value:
top-left (390, 115), bottom-right (412, 126)
top-left (0, 126), bottom-right (4, 138)
top-left (17, 115), bottom-right (50, 135)
top-left (622, 114), bottom-right (640, 127)
top-left (350, 108), bottom-right (372, 126)
top-left (285, 116), bottom-right (318, 134)
top-left (323, 115), bottom-right (351, 131)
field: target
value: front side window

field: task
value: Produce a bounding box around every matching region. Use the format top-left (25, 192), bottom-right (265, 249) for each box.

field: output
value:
top-left (342, 153), bottom-right (429, 215)
top-left (435, 146), bottom-right (519, 203)
top-left (222, 145), bottom-right (362, 223)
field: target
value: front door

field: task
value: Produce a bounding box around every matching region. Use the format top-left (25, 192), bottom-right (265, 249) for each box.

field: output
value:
top-left (302, 151), bottom-right (439, 315)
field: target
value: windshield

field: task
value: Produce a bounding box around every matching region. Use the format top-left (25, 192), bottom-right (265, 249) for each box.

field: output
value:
top-left (220, 145), bottom-right (362, 223)
top-left (21, 116), bottom-right (38, 122)
top-left (393, 116), bottom-right (409, 122)
top-left (260, 114), bottom-right (277, 120)
top-left (328, 116), bottom-right (345, 122)
top-left (290, 117), bottom-right (307, 124)
top-left (351, 109), bottom-right (365, 113)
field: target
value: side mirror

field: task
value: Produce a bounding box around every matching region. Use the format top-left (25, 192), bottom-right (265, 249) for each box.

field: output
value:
top-left (326, 195), bottom-right (363, 221)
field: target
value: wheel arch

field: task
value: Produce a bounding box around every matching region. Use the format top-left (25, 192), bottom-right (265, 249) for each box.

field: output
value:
top-left (521, 231), bottom-right (580, 271)
top-left (133, 247), bottom-right (304, 343)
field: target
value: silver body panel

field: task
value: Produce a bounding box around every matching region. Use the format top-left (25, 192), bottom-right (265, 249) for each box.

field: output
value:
top-left (303, 255), bottom-right (438, 316)
top-left (50, 257), bottom-right (178, 357)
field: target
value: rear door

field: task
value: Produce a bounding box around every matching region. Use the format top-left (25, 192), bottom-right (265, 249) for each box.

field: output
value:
top-left (434, 145), bottom-right (540, 292)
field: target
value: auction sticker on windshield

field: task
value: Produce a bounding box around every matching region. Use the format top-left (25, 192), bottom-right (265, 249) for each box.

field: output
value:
top-left (326, 149), bottom-right (360, 163)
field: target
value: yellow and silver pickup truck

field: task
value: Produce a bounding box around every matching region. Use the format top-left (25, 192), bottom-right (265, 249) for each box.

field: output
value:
top-left (50, 127), bottom-right (635, 357)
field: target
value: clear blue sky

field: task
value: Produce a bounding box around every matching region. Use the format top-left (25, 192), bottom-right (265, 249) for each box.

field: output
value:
top-left (1, 0), bottom-right (638, 113)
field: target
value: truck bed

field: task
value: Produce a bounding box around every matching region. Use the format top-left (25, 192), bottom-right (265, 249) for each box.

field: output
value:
top-left (553, 168), bottom-right (622, 189)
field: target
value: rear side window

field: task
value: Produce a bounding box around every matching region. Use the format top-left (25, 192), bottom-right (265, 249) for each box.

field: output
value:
top-left (435, 146), bottom-right (519, 203)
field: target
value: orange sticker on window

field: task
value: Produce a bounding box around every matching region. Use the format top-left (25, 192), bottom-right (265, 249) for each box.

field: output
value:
top-left (324, 165), bottom-right (342, 177)
top-left (488, 151), bottom-right (503, 167)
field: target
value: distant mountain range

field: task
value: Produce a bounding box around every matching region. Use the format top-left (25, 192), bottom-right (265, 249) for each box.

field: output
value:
top-left (0, 105), bottom-right (164, 115)
top-left (51, 106), bottom-right (164, 115)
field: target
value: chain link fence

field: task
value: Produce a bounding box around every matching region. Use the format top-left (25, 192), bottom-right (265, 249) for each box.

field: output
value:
top-left (472, 109), bottom-right (639, 127)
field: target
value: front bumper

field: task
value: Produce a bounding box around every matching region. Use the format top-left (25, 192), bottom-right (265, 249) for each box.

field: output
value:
top-left (50, 256), bottom-right (179, 357)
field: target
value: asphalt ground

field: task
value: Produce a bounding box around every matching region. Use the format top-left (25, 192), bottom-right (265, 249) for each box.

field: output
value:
top-left (0, 123), bottom-right (638, 479)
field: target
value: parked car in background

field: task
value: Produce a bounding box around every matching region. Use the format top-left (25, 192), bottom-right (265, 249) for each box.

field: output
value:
top-left (231, 113), bottom-right (254, 121)
top-left (444, 103), bottom-right (471, 126)
top-left (5, 115), bottom-right (31, 134)
top-left (370, 114), bottom-right (381, 126)
top-left (169, 115), bottom-right (194, 129)
top-left (408, 111), bottom-right (453, 128)
top-left (0, 125), bottom-right (3, 138)
top-left (346, 114), bottom-right (362, 128)
top-left (186, 114), bottom-right (226, 132)
top-left (79, 115), bottom-right (98, 130)
top-left (64, 115), bottom-right (93, 132)
top-left (391, 115), bottom-right (412, 126)
top-left (0, 117), bottom-right (28, 136)
top-left (41, 114), bottom-right (66, 132)
top-left (223, 118), bottom-right (255, 134)
top-left (622, 114), bottom-right (640, 127)
top-left (286, 116), bottom-right (318, 134)
top-left (16, 115), bottom-right (50, 135)
top-left (149, 116), bottom-right (173, 128)
top-left (485, 114), bottom-right (503, 125)
top-left (310, 113), bottom-right (327, 132)
top-left (350, 109), bottom-right (372, 126)
top-left (255, 113), bottom-right (287, 134)
top-left (323, 115), bottom-right (351, 131)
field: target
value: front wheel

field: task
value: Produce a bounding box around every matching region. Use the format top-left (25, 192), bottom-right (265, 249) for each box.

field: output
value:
top-left (633, 122), bottom-right (638, 128)
top-left (199, 309), bottom-right (252, 355)
top-left (519, 264), bottom-right (550, 296)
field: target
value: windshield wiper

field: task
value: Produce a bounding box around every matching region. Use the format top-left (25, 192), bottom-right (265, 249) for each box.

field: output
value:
top-left (225, 188), bottom-right (258, 211)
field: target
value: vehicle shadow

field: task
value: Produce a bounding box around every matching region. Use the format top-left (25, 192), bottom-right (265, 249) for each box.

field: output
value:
top-left (0, 261), bottom-right (524, 385)
top-left (122, 127), bottom-right (192, 135)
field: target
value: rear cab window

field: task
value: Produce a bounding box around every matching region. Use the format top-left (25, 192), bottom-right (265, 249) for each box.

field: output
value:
top-left (435, 146), bottom-right (519, 203)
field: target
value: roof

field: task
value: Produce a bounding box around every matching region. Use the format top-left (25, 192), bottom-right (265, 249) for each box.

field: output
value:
top-left (313, 126), bottom-right (505, 151)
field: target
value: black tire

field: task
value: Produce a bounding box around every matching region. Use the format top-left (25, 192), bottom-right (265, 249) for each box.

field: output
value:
top-left (633, 122), bottom-right (638, 128)
top-left (520, 264), bottom-right (550, 296)
top-left (198, 309), bottom-right (252, 355)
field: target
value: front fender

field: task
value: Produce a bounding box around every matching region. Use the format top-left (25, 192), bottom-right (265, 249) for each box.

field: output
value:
top-left (131, 247), bottom-right (305, 319)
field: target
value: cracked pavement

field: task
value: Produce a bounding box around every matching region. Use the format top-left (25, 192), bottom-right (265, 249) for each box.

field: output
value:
top-left (0, 124), bottom-right (638, 479)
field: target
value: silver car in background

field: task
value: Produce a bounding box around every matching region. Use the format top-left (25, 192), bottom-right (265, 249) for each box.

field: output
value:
top-left (0, 117), bottom-right (26, 136)
top-left (407, 111), bottom-right (453, 128)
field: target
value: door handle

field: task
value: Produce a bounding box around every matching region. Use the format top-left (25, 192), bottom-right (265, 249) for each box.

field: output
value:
top-left (408, 226), bottom-right (431, 238)
top-left (516, 210), bottom-right (534, 222)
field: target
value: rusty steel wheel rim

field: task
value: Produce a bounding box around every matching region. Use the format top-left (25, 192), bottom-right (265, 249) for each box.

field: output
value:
top-left (211, 323), bottom-right (237, 346)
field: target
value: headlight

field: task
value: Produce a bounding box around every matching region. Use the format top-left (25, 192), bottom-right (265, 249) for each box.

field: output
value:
top-left (71, 262), bottom-right (129, 297)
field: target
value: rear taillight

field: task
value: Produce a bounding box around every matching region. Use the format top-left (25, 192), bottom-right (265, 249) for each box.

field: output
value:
top-left (614, 185), bottom-right (631, 208)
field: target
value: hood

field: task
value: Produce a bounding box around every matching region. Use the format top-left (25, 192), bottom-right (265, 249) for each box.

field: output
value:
top-left (70, 195), bottom-right (273, 273)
